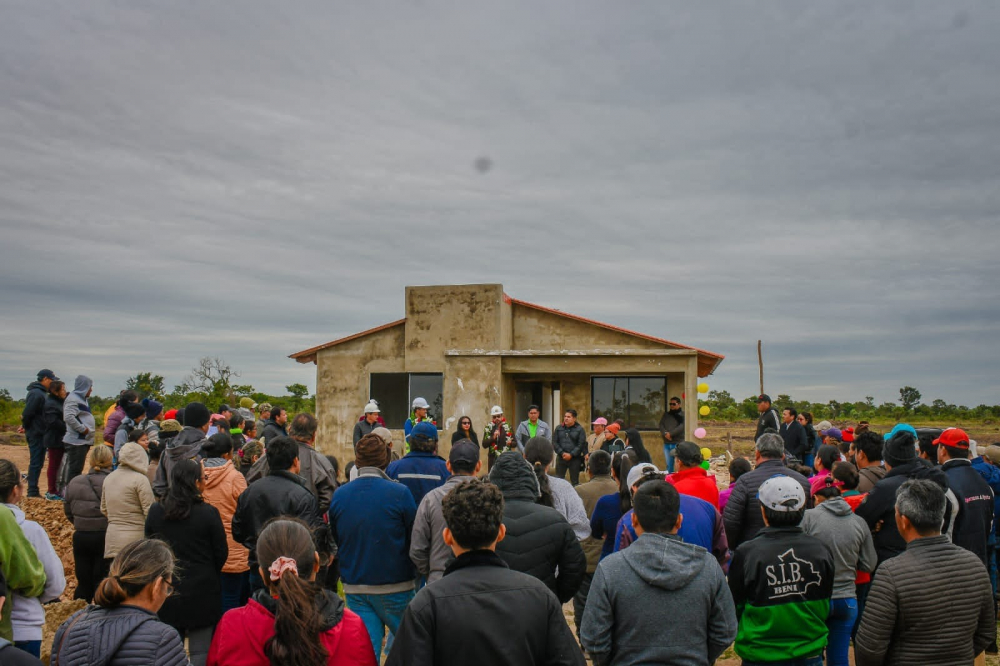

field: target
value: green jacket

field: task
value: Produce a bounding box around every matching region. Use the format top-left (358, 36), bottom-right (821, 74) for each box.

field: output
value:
top-left (0, 505), bottom-right (46, 641)
top-left (728, 525), bottom-right (834, 663)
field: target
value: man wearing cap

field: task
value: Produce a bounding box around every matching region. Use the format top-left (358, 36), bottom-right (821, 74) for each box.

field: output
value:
top-left (483, 406), bottom-right (514, 471)
top-left (667, 441), bottom-right (720, 508)
top-left (405, 397), bottom-right (432, 440)
top-left (582, 480), bottom-right (737, 666)
top-left (409, 439), bottom-right (482, 583)
top-left (851, 429), bottom-right (887, 493)
top-left (587, 418), bottom-right (608, 456)
top-left (354, 400), bottom-right (381, 445)
top-left (780, 407), bottom-right (809, 463)
top-left (723, 433), bottom-right (811, 550)
top-left (329, 433), bottom-right (417, 661)
top-left (754, 395), bottom-right (780, 441)
top-left (515, 405), bottom-right (551, 453)
top-left (855, 479), bottom-right (995, 666)
top-left (153, 401), bottom-right (210, 498)
top-left (388, 421), bottom-right (450, 507)
top-left (728, 475), bottom-right (834, 666)
top-left (937, 428), bottom-right (994, 566)
top-left (254, 402), bottom-right (271, 438)
top-left (552, 409), bottom-right (588, 486)
top-left (19, 369), bottom-right (59, 497)
top-left (856, 425), bottom-right (955, 566)
top-left (658, 396), bottom-right (685, 474)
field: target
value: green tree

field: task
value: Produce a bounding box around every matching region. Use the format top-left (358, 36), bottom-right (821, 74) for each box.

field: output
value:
top-left (899, 386), bottom-right (922, 412)
top-left (285, 383), bottom-right (309, 413)
top-left (125, 372), bottom-right (166, 400)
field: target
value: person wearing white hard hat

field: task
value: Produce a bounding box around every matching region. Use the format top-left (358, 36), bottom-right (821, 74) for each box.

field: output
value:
top-left (483, 406), bottom-right (514, 471)
top-left (404, 397), bottom-right (433, 440)
top-left (354, 400), bottom-right (382, 445)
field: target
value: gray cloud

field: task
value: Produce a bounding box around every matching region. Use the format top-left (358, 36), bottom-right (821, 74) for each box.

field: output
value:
top-left (2, 1), bottom-right (998, 406)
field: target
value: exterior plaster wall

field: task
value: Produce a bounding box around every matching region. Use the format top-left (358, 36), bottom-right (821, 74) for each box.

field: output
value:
top-left (404, 284), bottom-right (505, 370)
top-left (441, 355), bottom-right (503, 465)
top-left (511, 304), bottom-right (666, 351)
top-left (314, 324), bottom-right (405, 459)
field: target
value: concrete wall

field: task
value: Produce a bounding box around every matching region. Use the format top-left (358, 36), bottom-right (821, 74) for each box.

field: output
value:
top-left (314, 323), bottom-right (405, 459)
top-left (511, 303), bottom-right (666, 350)
top-left (404, 284), bottom-right (505, 371)
top-left (441, 355), bottom-right (503, 466)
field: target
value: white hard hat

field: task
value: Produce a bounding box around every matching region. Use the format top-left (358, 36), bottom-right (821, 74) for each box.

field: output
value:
top-left (412, 397), bottom-right (430, 410)
top-left (490, 405), bottom-right (503, 416)
top-left (364, 400), bottom-right (380, 414)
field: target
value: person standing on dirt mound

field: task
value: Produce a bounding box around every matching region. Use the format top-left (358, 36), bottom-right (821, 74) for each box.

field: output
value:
top-left (18, 369), bottom-right (58, 499)
top-left (42, 380), bottom-right (68, 500)
top-left (62, 375), bottom-right (96, 484)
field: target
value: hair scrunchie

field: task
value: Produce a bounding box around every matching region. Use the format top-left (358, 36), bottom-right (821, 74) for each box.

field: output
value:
top-left (268, 556), bottom-right (298, 581)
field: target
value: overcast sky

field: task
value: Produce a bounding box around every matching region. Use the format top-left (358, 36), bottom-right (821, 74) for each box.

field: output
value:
top-left (2, 2), bottom-right (998, 407)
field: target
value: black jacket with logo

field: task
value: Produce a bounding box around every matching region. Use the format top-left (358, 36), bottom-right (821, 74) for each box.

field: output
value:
top-left (755, 409), bottom-right (780, 441)
top-left (942, 458), bottom-right (994, 566)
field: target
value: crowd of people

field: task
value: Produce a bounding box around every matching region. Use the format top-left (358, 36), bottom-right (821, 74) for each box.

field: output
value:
top-left (1, 372), bottom-right (997, 665)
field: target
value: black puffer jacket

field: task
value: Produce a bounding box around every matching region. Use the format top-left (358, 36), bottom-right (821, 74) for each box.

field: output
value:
top-left (21, 381), bottom-right (48, 442)
top-left (489, 452), bottom-right (586, 603)
top-left (722, 458), bottom-right (812, 549)
top-left (231, 470), bottom-right (322, 569)
top-left (552, 423), bottom-right (588, 459)
top-left (51, 604), bottom-right (189, 666)
top-left (43, 392), bottom-right (67, 450)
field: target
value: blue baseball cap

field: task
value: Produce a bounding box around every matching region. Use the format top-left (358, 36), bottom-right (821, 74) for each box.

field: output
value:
top-left (884, 423), bottom-right (918, 442)
top-left (407, 420), bottom-right (439, 443)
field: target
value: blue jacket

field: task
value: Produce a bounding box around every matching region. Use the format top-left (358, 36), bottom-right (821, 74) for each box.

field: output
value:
top-left (387, 451), bottom-right (450, 507)
top-left (615, 494), bottom-right (720, 554)
top-left (328, 468), bottom-right (417, 590)
top-left (971, 456), bottom-right (1000, 537)
top-left (590, 493), bottom-right (622, 560)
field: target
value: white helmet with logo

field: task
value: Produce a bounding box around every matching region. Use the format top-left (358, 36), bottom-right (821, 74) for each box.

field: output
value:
top-left (490, 405), bottom-right (503, 416)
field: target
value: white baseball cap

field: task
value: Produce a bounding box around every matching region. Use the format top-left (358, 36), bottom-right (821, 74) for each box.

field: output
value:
top-left (758, 475), bottom-right (806, 512)
top-left (626, 463), bottom-right (660, 490)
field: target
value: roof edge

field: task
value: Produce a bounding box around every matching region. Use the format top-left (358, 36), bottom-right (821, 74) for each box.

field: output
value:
top-left (289, 318), bottom-right (406, 364)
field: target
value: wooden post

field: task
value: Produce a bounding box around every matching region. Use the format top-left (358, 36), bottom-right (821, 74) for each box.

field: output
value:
top-left (757, 340), bottom-right (764, 395)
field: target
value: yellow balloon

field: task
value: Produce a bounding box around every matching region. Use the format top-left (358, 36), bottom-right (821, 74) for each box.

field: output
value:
top-left (699, 405), bottom-right (711, 416)
top-left (700, 447), bottom-right (712, 460)
top-left (697, 382), bottom-right (709, 394)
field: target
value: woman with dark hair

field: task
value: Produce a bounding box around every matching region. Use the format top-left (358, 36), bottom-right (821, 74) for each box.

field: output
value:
top-left (523, 437), bottom-right (590, 540)
top-left (623, 428), bottom-right (652, 464)
top-left (719, 457), bottom-right (752, 513)
top-left (207, 518), bottom-right (375, 666)
top-left (51, 539), bottom-right (189, 666)
top-left (450, 416), bottom-right (479, 445)
top-left (145, 459), bottom-right (227, 666)
top-left (810, 444), bottom-right (842, 495)
top-left (589, 450), bottom-right (638, 561)
top-left (42, 380), bottom-right (68, 500)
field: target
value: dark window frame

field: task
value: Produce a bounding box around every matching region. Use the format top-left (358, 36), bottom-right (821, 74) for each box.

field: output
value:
top-left (590, 375), bottom-right (667, 429)
top-left (369, 372), bottom-right (444, 430)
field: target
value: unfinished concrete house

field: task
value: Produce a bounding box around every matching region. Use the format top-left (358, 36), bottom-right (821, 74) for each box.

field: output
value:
top-left (291, 283), bottom-right (724, 469)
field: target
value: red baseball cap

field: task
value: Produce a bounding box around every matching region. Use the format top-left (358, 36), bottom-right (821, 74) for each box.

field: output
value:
top-left (933, 428), bottom-right (970, 448)
top-left (164, 409), bottom-right (178, 421)
top-left (842, 427), bottom-right (855, 443)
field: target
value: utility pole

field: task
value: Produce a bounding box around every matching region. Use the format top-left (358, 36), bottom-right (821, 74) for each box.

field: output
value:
top-left (757, 340), bottom-right (764, 395)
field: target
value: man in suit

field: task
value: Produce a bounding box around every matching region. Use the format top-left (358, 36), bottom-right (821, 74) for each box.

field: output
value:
top-left (780, 407), bottom-right (809, 462)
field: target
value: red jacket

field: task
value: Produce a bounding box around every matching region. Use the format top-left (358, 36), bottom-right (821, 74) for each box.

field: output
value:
top-left (667, 467), bottom-right (720, 508)
top-left (207, 596), bottom-right (376, 666)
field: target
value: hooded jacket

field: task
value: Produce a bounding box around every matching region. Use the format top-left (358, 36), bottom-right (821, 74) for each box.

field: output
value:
top-left (856, 464), bottom-right (887, 493)
top-left (103, 404), bottom-right (126, 445)
top-left (0, 506), bottom-right (46, 642)
top-left (43, 391), bottom-right (67, 450)
top-left (800, 497), bottom-right (877, 599)
top-left (3, 504), bottom-right (66, 642)
top-left (64, 468), bottom-right (111, 531)
top-left (387, 550), bottom-right (585, 666)
top-left (51, 604), bottom-right (189, 666)
top-left (722, 458), bottom-right (812, 549)
top-left (410, 474), bottom-right (479, 582)
top-left (728, 526), bottom-right (835, 663)
top-left (489, 452), bottom-right (586, 603)
top-left (20, 381), bottom-right (48, 442)
top-left (581, 532), bottom-right (737, 666)
top-left (854, 535), bottom-right (995, 666)
top-left (668, 466), bottom-right (721, 508)
top-left (515, 419), bottom-right (552, 451)
top-left (101, 443), bottom-right (154, 558)
top-left (207, 589), bottom-right (375, 666)
top-left (152, 426), bottom-right (206, 498)
top-left (201, 459), bottom-right (249, 573)
top-left (62, 376), bottom-right (96, 447)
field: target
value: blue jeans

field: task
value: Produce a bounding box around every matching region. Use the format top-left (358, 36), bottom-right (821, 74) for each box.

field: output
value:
top-left (742, 656), bottom-right (823, 666)
top-left (15, 640), bottom-right (42, 658)
top-left (826, 597), bottom-right (857, 666)
top-left (853, 581), bottom-right (871, 640)
top-left (663, 443), bottom-right (676, 473)
top-left (220, 571), bottom-right (251, 614)
top-left (26, 435), bottom-right (45, 495)
top-left (346, 590), bottom-right (415, 660)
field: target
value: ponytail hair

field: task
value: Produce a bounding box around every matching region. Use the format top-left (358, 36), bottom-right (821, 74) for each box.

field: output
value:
top-left (613, 449), bottom-right (639, 513)
top-left (523, 437), bottom-right (555, 508)
top-left (255, 518), bottom-right (329, 666)
top-left (95, 539), bottom-right (174, 608)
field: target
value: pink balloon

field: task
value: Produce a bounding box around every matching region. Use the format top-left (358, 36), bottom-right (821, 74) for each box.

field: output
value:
top-left (694, 427), bottom-right (707, 439)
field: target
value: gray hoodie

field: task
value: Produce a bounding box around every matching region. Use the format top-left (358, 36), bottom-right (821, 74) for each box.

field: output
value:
top-left (580, 532), bottom-right (737, 666)
top-left (62, 375), bottom-right (95, 447)
top-left (152, 426), bottom-right (206, 497)
top-left (801, 496), bottom-right (877, 599)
